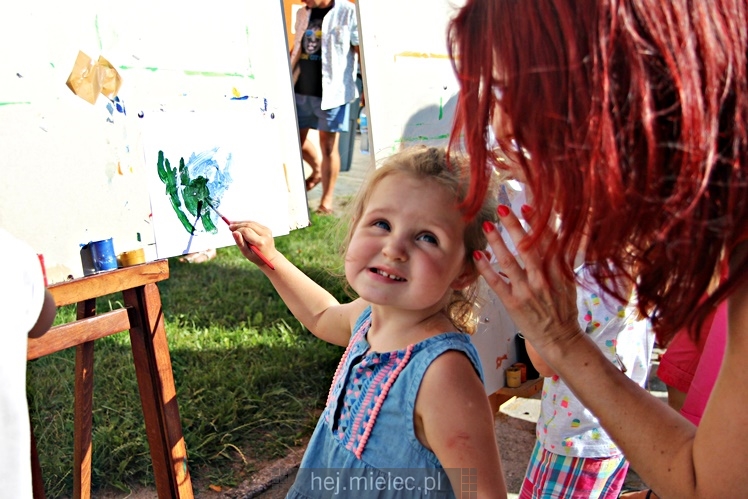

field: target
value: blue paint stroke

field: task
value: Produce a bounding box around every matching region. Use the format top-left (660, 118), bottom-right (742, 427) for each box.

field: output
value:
top-left (185, 148), bottom-right (233, 199)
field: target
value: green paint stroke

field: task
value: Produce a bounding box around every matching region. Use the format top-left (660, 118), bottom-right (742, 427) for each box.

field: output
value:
top-left (157, 150), bottom-right (218, 235)
top-left (0, 102), bottom-right (32, 106)
top-left (158, 151), bottom-right (192, 233)
top-left (439, 97), bottom-right (444, 120)
top-left (394, 133), bottom-right (451, 144)
top-left (183, 70), bottom-right (251, 78)
top-left (117, 65), bottom-right (254, 79)
top-left (118, 66), bottom-right (160, 72)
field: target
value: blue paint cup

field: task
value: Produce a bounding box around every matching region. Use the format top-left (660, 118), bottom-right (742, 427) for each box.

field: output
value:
top-left (89, 238), bottom-right (118, 272)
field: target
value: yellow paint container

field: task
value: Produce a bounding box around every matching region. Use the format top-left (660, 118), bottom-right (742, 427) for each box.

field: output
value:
top-left (118, 248), bottom-right (146, 268)
top-left (506, 367), bottom-right (522, 388)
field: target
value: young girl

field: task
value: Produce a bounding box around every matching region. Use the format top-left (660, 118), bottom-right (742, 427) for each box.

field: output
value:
top-left (521, 265), bottom-right (653, 498)
top-left (488, 152), bottom-right (654, 499)
top-left (230, 146), bottom-right (507, 498)
top-left (488, 151), bottom-right (654, 498)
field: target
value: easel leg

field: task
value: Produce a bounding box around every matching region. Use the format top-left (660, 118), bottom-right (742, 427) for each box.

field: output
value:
top-left (124, 284), bottom-right (192, 498)
top-left (74, 299), bottom-right (95, 499)
top-left (73, 343), bottom-right (94, 499)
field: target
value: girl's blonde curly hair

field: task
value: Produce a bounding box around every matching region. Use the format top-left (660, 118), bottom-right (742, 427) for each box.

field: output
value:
top-left (338, 146), bottom-right (498, 334)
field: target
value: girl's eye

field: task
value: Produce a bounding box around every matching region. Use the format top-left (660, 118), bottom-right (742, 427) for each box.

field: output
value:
top-left (373, 220), bottom-right (390, 231)
top-left (417, 233), bottom-right (438, 245)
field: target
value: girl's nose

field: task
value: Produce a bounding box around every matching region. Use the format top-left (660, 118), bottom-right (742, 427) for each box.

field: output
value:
top-left (382, 236), bottom-right (408, 261)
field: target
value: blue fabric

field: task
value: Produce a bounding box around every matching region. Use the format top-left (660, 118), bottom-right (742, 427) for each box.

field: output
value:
top-left (286, 307), bottom-right (484, 499)
top-left (295, 94), bottom-right (350, 133)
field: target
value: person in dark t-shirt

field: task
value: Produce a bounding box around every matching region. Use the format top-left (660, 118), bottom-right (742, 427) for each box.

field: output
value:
top-left (290, 0), bottom-right (359, 214)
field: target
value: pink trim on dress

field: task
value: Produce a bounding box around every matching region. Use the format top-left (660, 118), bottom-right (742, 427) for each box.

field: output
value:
top-left (354, 344), bottom-right (414, 459)
top-left (347, 355), bottom-right (398, 451)
top-left (326, 319), bottom-right (370, 407)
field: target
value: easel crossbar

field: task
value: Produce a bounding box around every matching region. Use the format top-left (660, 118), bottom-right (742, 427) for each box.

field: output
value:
top-left (27, 308), bottom-right (131, 360)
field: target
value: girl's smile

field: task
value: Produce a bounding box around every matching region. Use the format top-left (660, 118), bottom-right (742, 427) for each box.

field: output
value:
top-left (368, 267), bottom-right (406, 282)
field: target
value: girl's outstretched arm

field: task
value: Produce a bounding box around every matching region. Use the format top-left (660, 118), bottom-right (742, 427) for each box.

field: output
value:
top-left (417, 351), bottom-right (507, 498)
top-left (230, 220), bottom-right (365, 347)
top-left (473, 208), bottom-right (748, 498)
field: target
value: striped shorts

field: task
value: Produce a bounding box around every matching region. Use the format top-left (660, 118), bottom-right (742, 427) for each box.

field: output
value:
top-left (520, 439), bottom-right (629, 498)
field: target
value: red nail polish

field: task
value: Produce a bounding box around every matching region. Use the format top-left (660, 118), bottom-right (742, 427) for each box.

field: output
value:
top-left (482, 221), bottom-right (496, 233)
top-left (473, 250), bottom-right (483, 260)
top-left (498, 205), bottom-right (511, 217)
top-left (521, 204), bottom-right (533, 216)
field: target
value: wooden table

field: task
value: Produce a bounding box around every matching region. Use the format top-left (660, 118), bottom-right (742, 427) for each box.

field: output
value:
top-left (28, 260), bottom-right (193, 499)
top-left (488, 377), bottom-right (545, 416)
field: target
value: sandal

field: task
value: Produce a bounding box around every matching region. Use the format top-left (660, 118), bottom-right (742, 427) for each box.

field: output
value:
top-left (305, 173), bottom-right (321, 191)
top-left (315, 205), bottom-right (334, 216)
top-left (179, 248), bottom-right (217, 264)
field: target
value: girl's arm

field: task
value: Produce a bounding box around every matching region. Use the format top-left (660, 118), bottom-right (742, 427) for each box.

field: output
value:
top-left (231, 221), bottom-right (365, 347)
top-left (28, 289), bottom-right (56, 339)
top-left (416, 351), bottom-right (508, 498)
top-left (475, 209), bottom-right (748, 497)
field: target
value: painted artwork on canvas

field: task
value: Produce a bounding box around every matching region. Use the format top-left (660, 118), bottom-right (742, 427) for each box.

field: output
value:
top-left (143, 109), bottom-right (291, 259)
top-left (156, 147), bottom-right (233, 236)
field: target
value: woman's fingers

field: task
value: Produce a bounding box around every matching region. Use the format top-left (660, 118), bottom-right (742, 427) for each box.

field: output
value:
top-left (473, 235), bottom-right (511, 297)
top-left (518, 206), bottom-right (576, 298)
top-left (499, 204), bottom-right (549, 278)
top-left (475, 204), bottom-right (581, 349)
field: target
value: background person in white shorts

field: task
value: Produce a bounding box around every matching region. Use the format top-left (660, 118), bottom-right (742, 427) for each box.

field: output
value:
top-left (291, 0), bottom-right (359, 215)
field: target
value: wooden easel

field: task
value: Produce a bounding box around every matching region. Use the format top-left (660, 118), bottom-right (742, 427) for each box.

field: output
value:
top-left (27, 260), bottom-right (193, 498)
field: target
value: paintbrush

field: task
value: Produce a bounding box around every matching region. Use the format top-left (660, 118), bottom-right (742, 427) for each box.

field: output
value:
top-left (206, 201), bottom-right (275, 270)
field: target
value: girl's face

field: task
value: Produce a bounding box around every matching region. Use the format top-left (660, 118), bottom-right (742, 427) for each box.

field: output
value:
top-left (345, 173), bottom-right (471, 313)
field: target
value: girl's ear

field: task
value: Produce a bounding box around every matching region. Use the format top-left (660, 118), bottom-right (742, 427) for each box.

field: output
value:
top-left (450, 263), bottom-right (478, 290)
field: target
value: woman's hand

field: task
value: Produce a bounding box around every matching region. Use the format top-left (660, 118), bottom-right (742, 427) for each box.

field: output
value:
top-left (473, 205), bottom-right (582, 355)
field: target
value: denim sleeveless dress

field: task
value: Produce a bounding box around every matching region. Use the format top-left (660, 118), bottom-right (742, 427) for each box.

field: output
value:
top-left (286, 307), bottom-right (484, 499)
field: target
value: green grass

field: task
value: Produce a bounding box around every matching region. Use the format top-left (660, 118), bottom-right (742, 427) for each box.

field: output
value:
top-left (27, 212), bottom-right (351, 497)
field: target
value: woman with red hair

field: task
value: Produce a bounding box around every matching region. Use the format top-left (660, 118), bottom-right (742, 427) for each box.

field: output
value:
top-left (448, 1), bottom-right (748, 497)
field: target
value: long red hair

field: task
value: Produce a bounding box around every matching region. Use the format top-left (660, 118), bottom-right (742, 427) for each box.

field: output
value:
top-left (448, 0), bottom-right (748, 343)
